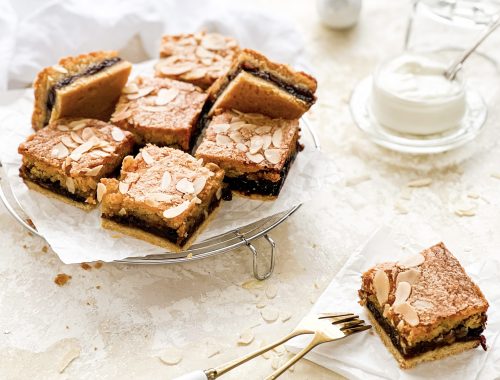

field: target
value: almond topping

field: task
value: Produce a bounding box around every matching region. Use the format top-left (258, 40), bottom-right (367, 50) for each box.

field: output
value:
top-left (412, 299), bottom-right (433, 310)
top-left (373, 270), bottom-right (390, 306)
top-left (398, 253), bottom-right (425, 268)
top-left (256, 126), bottom-right (272, 134)
top-left (118, 181), bottom-right (129, 194)
top-left (193, 177), bottom-right (207, 195)
top-left (195, 46), bottom-right (214, 58)
top-left (81, 127), bottom-right (95, 141)
top-left (111, 109), bottom-right (132, 122)
top-left (213, 123), bottom-right (231, 134)
top-left (122, 83), bottom-right (139, 94)
top-left (70, 131), bottom-right (84, 144)
top-left (160, 63), bottom-right (195, 76)
top-left (160, 171), bottom-right (172, 190)
top-left (249, 136), bottom-right (263, 154)
top-left (66, 178), bottom-right (75, 194)
top-left (262, 135), bottom-right (272, 150)
top-left (229, 132), bottom-right (243, 143)
top-left (176, 178), bottom-right (194, 194)
top-left (201, 34), bottom-right (227, 50)
top-left (184, 68), bottom-right (207, 80)
top-left (394, 281), bottom-right (412, 306)
top-left (111, 127), bottom-right (125, 142)
top-left (69, 140), bottom-right (94, 161)
top-left (51, 143), bottom-right (69, 159)
top-left (141, 150), bottom-right (154, 165)
top-left (272, 129), bottom-right (283, 147)
top-left (61, 136), bottom-right (78, 149)
top-left (264, 149), bottom-right (281, 164)
top-left (85, 165), bottom-right (103, 177)
top-left (163, 201), bottom-right (190, 219)
top-left (97, 183), bottom-right (106, 202)
top-left (141, 105), bottom-right (169, 113)
top-left (246, 153), bottom-right (264, 164)
top-left (236, 143), bottom-right (248, 152)
top-left (396, 269), bottom-right (420, 285)
top-left (69, 120), bottom-right (87, 130)
top-left (53, 65), bottom-right (68, 74)
top-left (155, 88), bottom-right (179, 105)
top-left (394, 302), bottom-right (419, 326)
top-left (216, 134), bottom-right (232, 147)
top-left (127, 86), bottom-right (155, 100)
top-left (57, 125), bottom-right (70, 132)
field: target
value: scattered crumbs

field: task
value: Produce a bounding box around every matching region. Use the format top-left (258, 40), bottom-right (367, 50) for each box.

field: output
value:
top-left (311, 243), bottom-right (317, 249)
top-left (467, 192), bottom-right (480, 199)
top-left (265, 284), bottom-right (278, 299)
top-left (454, 202), bottom-right (477, 217)
top-left (261, 307), bottom-right (279, 322)
top-left (186, 253), bottom-right (193, 259)
top-left (95, 285), bottom-right (101, 289)
top-left (256, 299), bottom-right (267, 309)
top-left (80, 263), bottom-right (92, 270)
top-left (41, 245), bottom-right (48, 253)
top-left (455, 209), bottom-right (476, 217)
top-left (22, 244), bottom-right (28, 249)
top-left (490, 172), bottom-right (500, 180)
top-left (94, 261), bottom-right (103, 269)
top-left (394, 200), bottom-right (409, 215)
top-left (280, 311), bottom-right (292, 323)
top-left (237, 328), bottom-right (254, 345)
top-left (94, 347), bottom-right (98, 351)
top-left (26, 218), bottom-right (36, 229)
top-left (54, 273), bottom-right (72, 286)
top-left (65, 326), bottom-right (69, 330)
top-left (206, 342), bottom-right (221, 358)
top-left (158, 347), bottom-right (183, 366)
top-left (345, 173), bottom-right (371, 187)
top-left (407, 178), bottom-right (432, 188)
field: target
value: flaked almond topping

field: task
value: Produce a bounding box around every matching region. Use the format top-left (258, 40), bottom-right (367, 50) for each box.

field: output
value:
top-left (61, 136), bottom-right (78, 149)
top-left (201, 34), bottom-right (227, 50)
top-left (249, 136), bottom-right (263, 154)
top-left (184, 68), bottom-right (207, 80)
top-left (383, 303), bottom-right (391, 317)
top-left (102, 145), bottom-right (115, 153)
top-left (216, 134), bottom-right (232, 147)
top-left (193, 177), bottom-right (207, 195)
top-left (90, 150), bottom-right (110, 158)
top-left (155, 87), bottom-right (179, 105)
top-left (163, 201), bottom-right (190, 219)
top-left (262, 135), bottom-right (272, 150)
top-left (66, 177), bottom-right (75, 194)
top-left (396, 269), bottom-right (420, 285)
top-left (51, 143), bottom-right (69, 159)
top-left (69, 140), bottom-right (94, 161)
top-left (118, 181), bottom-right (129, 194)
top-left (195, 46), bottom-right (214, 58)
top-left (111, 127), bottom-right (125, 142)
top-left (197, 158), bottom-right (203, 165)
top-left (160, 62), bottom-right (195, 76)
top-left (264, 149), bottom-right (281, 164)
top-left (53, 65), bottom-right (68, 74)
top-left (160, 171), bottom-right (172, 190)
top-left (127, 86), bottom-right (155, 100)
top-left (57, 125), bottom-right (70, 131)
top-left (373, 270), bottom-right (390, 306)
top-left (394, 281), bottom-right (412, 306)
top-left (193, 197), bottom-right (202, 204)
top-left (398, 253), bottom-right (425, 268)
top-left (256, 126), bottom-right (272, 134)
top-left (141, 149), bottom-right (154, 165)
top-left (412, 299), bottom-right (433, 310)
top-left (70, 131), bottom-right (84, 144)
top-left (146, 192), bottom-right (175, 203)
top-left (111, 109), bottom-right (132, 122)
top-left (81, 127), bottom-right (95, 141)
top-left (176, 178), bottom-right (194, 194)
top-left (85, 165), bottom-right (103, 177)
top-left (237, 328), bottom-right (254, 346)
top-left (69, 120), bottom-right (87, 131)
top-left (64, 156), bottom-right (72, 168)
top-left (216, 187), bottom-right (222, 200)
top-left (394, 302), bottom-right (419, 326)
top-left (272, 129), bottom-right (283, 147)
top-left (213, 123), bottom-right (231, 134)
top-left (229, 132), bottom-right (243, 143)
top-left (397, 320), bottom-right (405, 331)
top-left (236, 143), bottom-right (248, 152)
top-left (246, 152), bottom-right (264, 164)
top-left (122, 83), bottom-right (139, 94)
top-left (97, 182), bottom-right (106, 202)
top-left (229, 120), bottom-right (246, 130)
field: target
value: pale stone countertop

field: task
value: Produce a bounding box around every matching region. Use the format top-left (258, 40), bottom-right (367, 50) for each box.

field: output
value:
top-left (2, 1), bottom-right (500, 379)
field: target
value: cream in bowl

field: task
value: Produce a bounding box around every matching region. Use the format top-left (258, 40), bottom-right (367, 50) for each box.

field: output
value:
top-left (371, 53), bottom-right (466, 135)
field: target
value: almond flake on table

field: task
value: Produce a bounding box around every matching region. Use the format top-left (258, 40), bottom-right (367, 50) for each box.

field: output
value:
top-left (280, 311), bottom-right (292, 322)
top-left (265, 284), bottom-right (278, 299)
top-left (467, 192), bottom-right (480, 199)
top-left (158, 347), bottom-right (183, 366)
top-left (271, 356), bottom-right (283, 370)
top-left (237, 328), bottom-right (254, 345)
top-left (407, 178), bottom-right (432, 187)
top-left (261, 307), bottom-right (279, 322)
top-left (345, 173), bottom-right (371, 187)
top-left (122, 83), bottom-right (139, 94)
top-left (58, 344), bottom-right (81, 374)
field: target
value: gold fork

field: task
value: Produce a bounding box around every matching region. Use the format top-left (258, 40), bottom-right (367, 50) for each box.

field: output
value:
top-left (174, 312), bottom-right (369, 380)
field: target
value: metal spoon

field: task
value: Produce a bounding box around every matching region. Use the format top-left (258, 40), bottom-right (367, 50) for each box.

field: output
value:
top-left (444, 16), bottom-right (500, 81)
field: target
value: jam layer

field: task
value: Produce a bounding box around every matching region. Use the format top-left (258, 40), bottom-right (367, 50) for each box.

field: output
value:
top-left (366, 300), bottom-right (486, 359)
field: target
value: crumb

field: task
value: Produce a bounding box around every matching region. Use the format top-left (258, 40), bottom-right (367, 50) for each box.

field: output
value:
top-left (480, 335), bottom-right (487, 351)
top-left (96, 285), bottom-right (101, 289)
top-left (94, 261), bottom-right (103, 269)
top-left (23, 244), bottom-right (28, 249)
top-left (26, 218), bottom-right (35, 229)
top-left (54, 273), bottom-right (72, 286)
top-left (80, 263), bottom-right (92, 270)
top-left (66, 325), bottom-right (69, 329)
top-left (42, 246), bottom-right (48, 253)
top-left (94, 347), bottom-right (98, 351)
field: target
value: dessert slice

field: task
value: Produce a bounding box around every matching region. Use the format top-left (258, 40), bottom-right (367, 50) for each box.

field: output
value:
top-left (99, 144), bottom-right (224, 251)
top-left (111, 76), bottom-right (207, 151)
top-left (32, 51), bottom-right (132, 130)
top-left (207, 49), bottom-right (317, 119)
top-left (359, 243), bottom-right (488, 369)
top-left (18, 118), bottom-right (135, 209)
top-left (155, 31), bottom-right (239, 90)
top-left (194, 110), bottom-right (300, 199)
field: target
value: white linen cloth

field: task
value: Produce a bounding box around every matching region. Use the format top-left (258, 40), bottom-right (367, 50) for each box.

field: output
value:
top-left (285, 225), bottom-right (500, 379)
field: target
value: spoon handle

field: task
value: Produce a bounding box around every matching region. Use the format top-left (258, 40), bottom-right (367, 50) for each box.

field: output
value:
top-left (445, 16), bottom-right (500, 80)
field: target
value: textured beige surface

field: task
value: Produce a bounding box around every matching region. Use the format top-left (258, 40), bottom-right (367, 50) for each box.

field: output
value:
top-left (2, 1), bottom-right (500, 379)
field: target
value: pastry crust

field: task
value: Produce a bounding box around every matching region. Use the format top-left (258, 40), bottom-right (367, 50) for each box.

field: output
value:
top-left (32, 51), bottom-right (131, 130)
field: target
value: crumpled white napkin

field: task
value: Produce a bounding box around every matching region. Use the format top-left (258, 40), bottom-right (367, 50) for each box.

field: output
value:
top-left (1, 0), bottom-right (306, 90)
top-left (285, 225), bottom-right (500, 379)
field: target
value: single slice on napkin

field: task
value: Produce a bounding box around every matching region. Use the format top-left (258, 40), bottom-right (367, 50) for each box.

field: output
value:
top-left (18, 118), bottom-right (135, 209)
top-left (31, 51), bottom-right (132, 130)
top-left (358, 242), bottom-right (488, 369)
top-left (154, 31), bottom-right (239, 90)
top-left (207, 49), bottom-right (317, 119)
top-left (111, 76), bottom-right (207, 151)
top-left (100, 144), bottom-right (224, 251)
top-left (194, 109), bottom-right (300, 199)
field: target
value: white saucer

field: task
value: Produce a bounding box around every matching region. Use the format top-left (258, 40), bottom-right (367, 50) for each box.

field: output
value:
top-left (349, 76), bottom-right (488, 154)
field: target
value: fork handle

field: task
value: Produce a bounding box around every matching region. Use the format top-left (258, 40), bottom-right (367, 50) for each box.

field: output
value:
top-left (265, 333), bottom-right (323, 380)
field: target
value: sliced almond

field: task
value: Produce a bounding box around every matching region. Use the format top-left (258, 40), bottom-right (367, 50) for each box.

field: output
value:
top-left (265, 284), bottom-right (278, 299)
top-left (394, 302), bottom-right (419, 326)
top-left (396, 269), bottom-right (420, 285)
top-left (216, 134), bottom-right (232, 147)
top-left (53, 65), bottom-right (68, 74)
top-left (229, 121), bottom-right (246, 131)
top-left (246, 153), bottom-right (264, 164)
top-left (57, 125), bottom-right (70, 132)
top-left (201, 34), bottom-right (227, 50)
top-left (256, 126), bottom-right (272, 134)
top-left (195, 46), bottom-right (214, 58)
top-left (261, 307), bottom-right (279, 323)
top-left (193, 177), bottom-right (207, 195)
top-left (280, 311), bottom-right (292, 322)
top-left (81, 127), bottom-right (95, 141)
top-left (407, 178), bottom-right (432, 188)
top-left (141, 150), bottom-right (154, 165)
top-left (111, 127), bottom-right (125, 142)
top-left (111, 109), bottom-right (132, 122)
top-left (183, 68), bottom-right (207, 80)
top-left (398, 253), bottom-right (425, 268)
top-left (118, 181), bottom-right (129, 194)
top-left (61, 136), bottom-right (78, 149)
top-left (85, 165), bottom-right (103, 177)
top-left (249, 136), bottom-right (263, 154)
top-left (90, 150), bottom-right (110, 158)
top-left (69, 120), bottom-right (87, 131)
top-left (51, 143), bottom-right (69, 159)
top-left (228, 132), bottom-right (243, 143)
top-left (127, 86), bottom-right (155, 100)
top-left (155, 88), bottom-right (179, 105)
top-left (272, 129), bottom-right (283, 147)
top-left (158, 347), bottom-right (183, 366)
top-left (70, 131), bottom-right (84, 144)
top-left (212, 123), bottom-right (230, 134)
top-left (160, 63), bottom-right (195, 76)
top-left (97, 183), bottom-right (106, 202)
top-left (373, 270), bottom-right (390, 306)
top-left (262, 135), bottom-right (272, 150)
top-left (237, 328), bottom-right (254, 345)
top-left (163, 201), bottom-right (190, 219)
top-left (66, 178), bottom-right (75, 194)
top-left (236, 143), bottom-right (248, 152)
top-left (264, 149), bottom-right (281, 164)
top-left (160, 171), bottom-right (172, 190)
top-left (176, 178), bottom-right (194, 194)
top-left (122, 83), bottom-right (139, 94)
top-left (394, 281), bottom-right (412, 306)
top-left (69, 140), bottom-right (94, 161)
top-left (216, 188), bottom-right (222, 200)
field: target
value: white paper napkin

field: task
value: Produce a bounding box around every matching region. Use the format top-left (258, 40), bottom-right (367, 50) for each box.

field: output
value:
top-left (285, 226), bottom-right (500, 379)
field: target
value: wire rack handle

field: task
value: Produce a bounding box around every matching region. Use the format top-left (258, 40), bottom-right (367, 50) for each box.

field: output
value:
top-left (237, 233), bottom-right (276, 280)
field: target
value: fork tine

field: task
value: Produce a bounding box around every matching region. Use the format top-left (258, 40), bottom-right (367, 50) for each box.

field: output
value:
top-left (340, 319), bottom-right (365, 330)
top-left (330, 314), bottom-right (360, 324)
top-left (318, 312), bottom-right (353, 319)
top-left (343, 324), bottom-right (371, 335)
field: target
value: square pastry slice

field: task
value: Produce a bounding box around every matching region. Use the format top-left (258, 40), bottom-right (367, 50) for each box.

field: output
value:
top-left (99, 145), bottom-right (224, 251)
top-left (194, 110), bottom-right (300, 198)
top-left (358, 243), bottom-right (489, 369)
top-left (155, 32), bottom-right (239, 90)
top-left (18, 118), bottom-right (135, 209)
top-left (207, 49), bottom-right (317, 119)
top-left (32, 51), bottom-right (132, 130)
top-left (111, 76), bottom-right (208, 151)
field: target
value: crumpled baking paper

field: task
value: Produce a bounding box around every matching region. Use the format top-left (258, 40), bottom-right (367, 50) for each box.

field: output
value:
top-left (285, 225), bottom-right (500, 379)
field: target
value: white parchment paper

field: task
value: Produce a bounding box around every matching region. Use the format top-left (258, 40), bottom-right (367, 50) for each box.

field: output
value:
top-left (0, 87), bottom-right (339, 263)
top-left (285, 225), bottom-right (500, 379)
